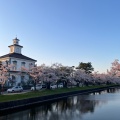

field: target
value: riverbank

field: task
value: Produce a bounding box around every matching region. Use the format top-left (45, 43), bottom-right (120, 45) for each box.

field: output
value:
top-left (0, 85), bottom-right (119, 115)
top-left (0, 85), bottom-right (116, 102)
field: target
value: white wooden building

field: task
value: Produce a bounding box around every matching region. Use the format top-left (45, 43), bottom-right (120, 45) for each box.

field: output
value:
top-left (0, 37), bottom-right (37, 86)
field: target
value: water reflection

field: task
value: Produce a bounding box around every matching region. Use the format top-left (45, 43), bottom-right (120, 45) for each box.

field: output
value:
top-left (1, 88), bottom-right (120, 120)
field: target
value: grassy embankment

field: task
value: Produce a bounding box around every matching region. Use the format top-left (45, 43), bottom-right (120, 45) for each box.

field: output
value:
top-left (0, 85), bottom-right (117, 102)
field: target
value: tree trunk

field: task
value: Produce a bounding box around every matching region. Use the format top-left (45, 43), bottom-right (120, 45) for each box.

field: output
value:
top-left (34, 80), bottom-right (37, 91)
top-left (63, 81), bottom-right (67, 88)
top-left (0, 84), bottom-right (1, 95)
top-left (46, 81), bottom-right (50, 89)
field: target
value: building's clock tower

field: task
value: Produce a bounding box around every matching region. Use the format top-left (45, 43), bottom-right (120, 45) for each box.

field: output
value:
top-left (8, 37), bottom-right (23, 54)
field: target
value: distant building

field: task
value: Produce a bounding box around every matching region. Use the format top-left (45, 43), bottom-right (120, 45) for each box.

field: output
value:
top-left (0, 37), bottom-right (37, 86)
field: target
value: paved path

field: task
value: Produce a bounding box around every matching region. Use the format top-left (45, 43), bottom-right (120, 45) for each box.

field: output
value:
top-left (2, 90), bottom-right (31, 95)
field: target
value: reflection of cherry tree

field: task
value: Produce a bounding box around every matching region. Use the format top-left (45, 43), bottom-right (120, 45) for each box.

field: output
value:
top-left (22, 92), bottom-right (108, 120)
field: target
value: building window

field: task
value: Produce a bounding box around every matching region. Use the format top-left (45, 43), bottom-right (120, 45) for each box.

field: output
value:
top-left (9, 75), bottom-right (16, 86)
top-left (21, 62), bottom-right (25, 67)
top-left (21, 76), bottom-right (25, 81)
top-left (29, 63), bottom-right (33, 70)
top-left (13, 61), bottom-right (17, 70)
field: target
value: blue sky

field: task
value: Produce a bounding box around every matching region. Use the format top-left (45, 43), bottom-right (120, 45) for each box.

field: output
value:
top-left (0, 0), bottom-right (120, 73)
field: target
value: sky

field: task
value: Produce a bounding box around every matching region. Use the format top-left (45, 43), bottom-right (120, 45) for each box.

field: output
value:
top-left (0, 0), bottom-right (120, 73)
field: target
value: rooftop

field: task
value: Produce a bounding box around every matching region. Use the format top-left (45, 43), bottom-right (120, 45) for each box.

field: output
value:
top-left (0, 53), bottom-right (37, 62)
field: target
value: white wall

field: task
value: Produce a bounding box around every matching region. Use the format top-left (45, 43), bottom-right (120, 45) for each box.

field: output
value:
top-left (0, 57), bottom-right (36, 86)
top-left (10, 58), bottom-right (36, 71)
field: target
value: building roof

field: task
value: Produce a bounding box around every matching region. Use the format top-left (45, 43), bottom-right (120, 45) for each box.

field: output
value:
top-left (8, 44), bottom-right (23, 48)
top-left (0, 53), bottom-right (37, 62)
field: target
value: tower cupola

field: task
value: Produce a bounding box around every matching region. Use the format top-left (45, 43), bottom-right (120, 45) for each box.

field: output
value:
top-left (8, 37), bottom-right (23, 54)
top-left (13, 37), bottom-right (19, 45)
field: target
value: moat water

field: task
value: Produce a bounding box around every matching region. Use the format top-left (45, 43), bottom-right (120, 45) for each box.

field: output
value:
top-left (1, 87), bottom-right (120, 120)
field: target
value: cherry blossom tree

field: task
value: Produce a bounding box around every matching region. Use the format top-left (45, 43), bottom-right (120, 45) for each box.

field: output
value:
top-left (21, 65), bottom-right (42, 90)
top-left (0, 61), bottom-right (14, 94)
top-left (21, 59), bottom-right (120, 91)
top-left (39, 65), bottom-right (58, 89)
top-left (107, 59), bottom-right (120, 77)
top-left (106, 59), bottom-right (120, 84)
top-left (51, 63), bottom-right (72, 87)
top-left (73, 69), bottom-right (94, 86)
top-left (21, 64), bottom-right (58, 90)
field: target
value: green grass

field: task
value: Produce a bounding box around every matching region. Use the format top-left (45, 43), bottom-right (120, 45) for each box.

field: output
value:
top-left (0, 85), bottom-right (116, 103)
